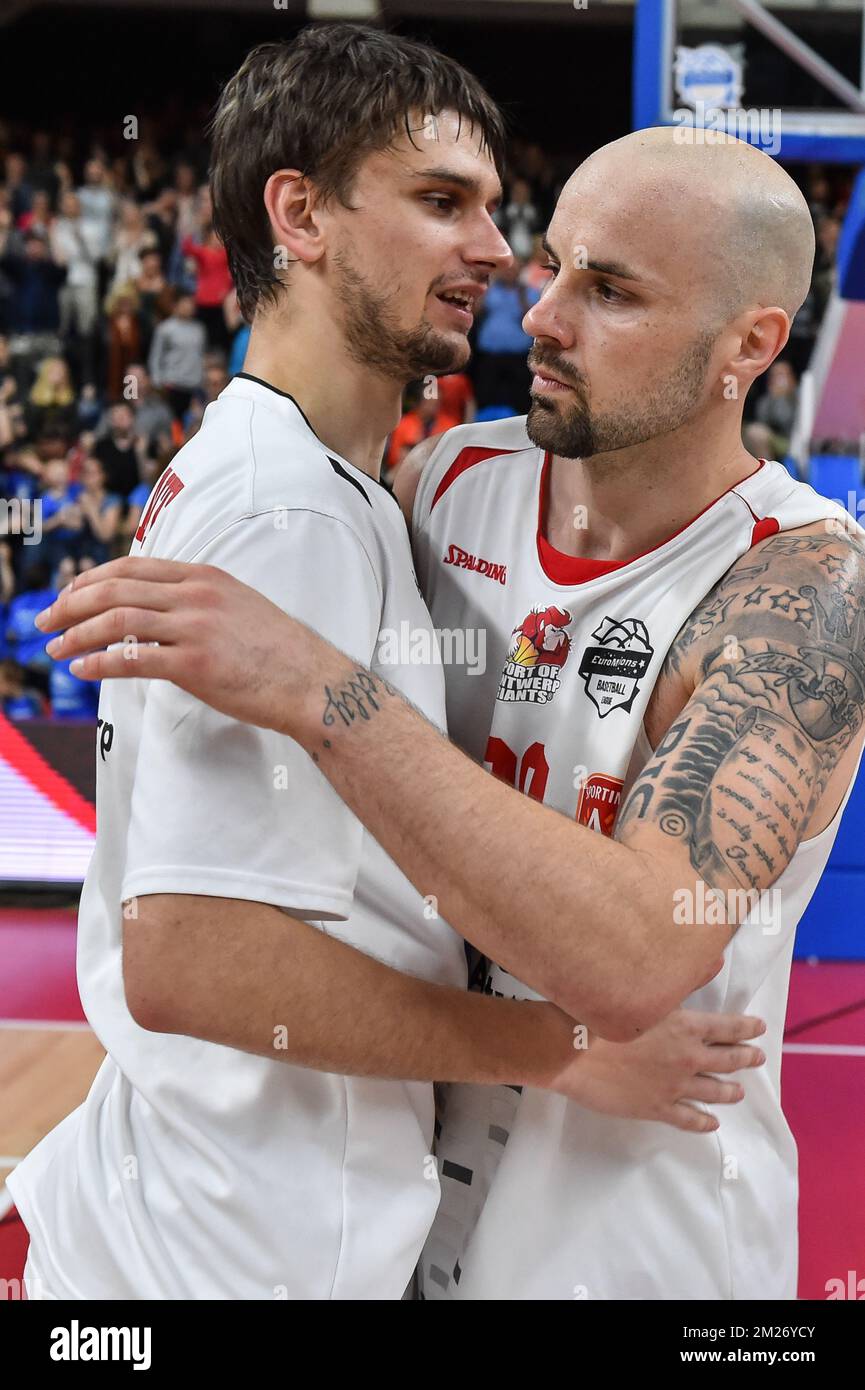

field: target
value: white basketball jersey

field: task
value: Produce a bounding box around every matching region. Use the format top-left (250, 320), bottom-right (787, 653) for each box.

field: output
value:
top-left (411, 415), bottom-right (862, 1301)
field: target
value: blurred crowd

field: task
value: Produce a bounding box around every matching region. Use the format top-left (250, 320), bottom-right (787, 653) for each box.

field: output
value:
top-left (0, 124), bottom-right (854, 720)
top-left (0, 132), bottom-right (243, 720)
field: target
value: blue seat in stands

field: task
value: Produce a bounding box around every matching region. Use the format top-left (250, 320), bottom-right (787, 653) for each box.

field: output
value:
top-left (475, 405), bottom-right (516, 422)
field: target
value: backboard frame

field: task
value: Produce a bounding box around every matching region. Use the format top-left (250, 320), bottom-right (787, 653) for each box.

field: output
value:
top-left (634, 0), bottom-right (865, 162)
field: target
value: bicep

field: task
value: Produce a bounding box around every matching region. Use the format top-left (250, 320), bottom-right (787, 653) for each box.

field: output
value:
top-left (617, 531), bottom-right (865, 909)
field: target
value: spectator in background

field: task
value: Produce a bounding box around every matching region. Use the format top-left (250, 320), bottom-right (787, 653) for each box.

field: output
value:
top-left (144, 186), bottom-right (178, 267)
top-left (76, 157), bottom-right (116, 265)
top-left (813, 215), bottom-right (840, 313)
top-left (104, 286), bottom-right (142, 402)
top-left (200, 354), bottom-right (229, 405)
top-left (49, 652), bottom-right (100, 718)
top-left (174, 162), bottom-right (201, 242)
top-left (133, 248), bottom-right (172, 360)
top-left (521, 234), bottom-right (555, 294)
top-left (806, 169), bottom-right (831, 223)
top-left (129, 140), bottom-right (166, 203)
top-left (51, 192), bottom-right (101, 380)
top-left (122, 447), bottom-right (174, 543)
top-left (28, 131), bottom-right (60, 208)
top-left (224, 290), bottom-right (250, 375)
top-left (473, 260), bottom-right (540, 415)
top-left (77, 455), bottom-right (121, 564)
top-left (0, 221), bottom-right (66, 378)
top-left (494, 176), bottom-right (539, 261)
top-left (742, 421), bottom-right (777, 464)
top-left (386, 386), bottom-right (443, 476)
top-left (94, 402), bottom-right (141, 499)
top-left (755, 360), bottom-right (799, 457)
top-left (434, 371), bottom-right (474, 430)
top-left (4, 153), bottom-right (33, 221)
top-left (0, 657), bottom-right (44, 719)
top-left (34, 455), bottom-right (84, 574)
top-left (26, 355), bottom-right (77, 439)
top-left (6, 563), bottom-right (58, 673)
top-left (148, 290), bottom-right (205, 420)
top-left (125, 361), bottom-right (173, 451)
top-left (66, 427), bottom-right (96, 481)
top-left (182, 215), bottom-right (233, 350)
top-left (109, 198), bottom-right (159, 293)
top-left (18, 189), bottom-right (53, 238)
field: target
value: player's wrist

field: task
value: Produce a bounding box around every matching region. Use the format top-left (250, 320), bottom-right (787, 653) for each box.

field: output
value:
top-left (518, 1000), bottom-right (582, 1089)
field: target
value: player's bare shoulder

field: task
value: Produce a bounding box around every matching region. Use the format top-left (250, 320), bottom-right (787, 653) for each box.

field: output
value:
top-left (619, 520), bottom-right (865, 888)
top-left (392, 436), bottom-right (444, 524)
top-left (666, 519), bottom-right (865, 733)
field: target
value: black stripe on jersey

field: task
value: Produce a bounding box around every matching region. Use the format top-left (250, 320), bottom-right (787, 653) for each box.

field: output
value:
top-left (328, 455), bottom-right (372, 506)
top-left (234, 372), bottom-right (318, 437)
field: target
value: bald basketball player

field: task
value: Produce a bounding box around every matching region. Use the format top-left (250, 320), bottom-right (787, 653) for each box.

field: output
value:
top-left (37, 130), bottom-right (865, 1299)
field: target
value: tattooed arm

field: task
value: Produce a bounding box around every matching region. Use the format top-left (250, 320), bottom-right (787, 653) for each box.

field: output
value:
top-left (618, 528), bottom-right (865, 899)
top-left (33, 529), bottom-right (865, 1039)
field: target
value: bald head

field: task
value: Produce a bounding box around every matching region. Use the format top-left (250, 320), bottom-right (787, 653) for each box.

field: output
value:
top-left (564, 127), bottom-right (815, 322)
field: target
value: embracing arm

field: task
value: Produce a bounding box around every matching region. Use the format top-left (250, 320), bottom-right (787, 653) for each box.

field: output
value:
top-left (36, 529), bottom-right (865, 1039)
top-left (125, 892), bottom-right (575, 1088)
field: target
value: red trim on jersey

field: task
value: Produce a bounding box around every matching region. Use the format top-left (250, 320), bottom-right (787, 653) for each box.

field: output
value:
top-left (750, 515), bottom-right (781, 545)
top-left (430, 446), bottom-right (520, 514)
top-left (0, 713), bottom-right (96, 833)
top-left (536, 455), bottom-right (769, 586)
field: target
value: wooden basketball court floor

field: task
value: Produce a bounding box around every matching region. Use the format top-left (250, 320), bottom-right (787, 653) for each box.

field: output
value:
top-left (2, 905), bottom-right (864, 1299)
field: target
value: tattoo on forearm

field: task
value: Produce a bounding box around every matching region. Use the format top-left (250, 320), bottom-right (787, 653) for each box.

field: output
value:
top-left (321, 671), bottom-right (396, 734)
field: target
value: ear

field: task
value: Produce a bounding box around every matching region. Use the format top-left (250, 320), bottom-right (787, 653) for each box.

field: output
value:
top-left (730, 305), bottom-right (790, 385)
top-left (263, 170), bottom-right (325, 269)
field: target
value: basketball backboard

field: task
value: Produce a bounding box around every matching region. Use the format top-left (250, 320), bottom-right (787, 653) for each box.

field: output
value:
top-left (634, 0), bottom-right (865, 162)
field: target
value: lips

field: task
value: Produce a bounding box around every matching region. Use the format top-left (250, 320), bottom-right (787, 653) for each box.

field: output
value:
top-left (529, 360), bottom-right (574, 389)
top-left (438, 289), bottom-right (474, 311)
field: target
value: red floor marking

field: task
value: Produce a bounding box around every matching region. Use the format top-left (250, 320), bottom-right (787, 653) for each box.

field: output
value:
top-left (786, 961), bottom-right (865, 1046)
top-left (0, 907), bottom-right (85, 1022)
top-left (783, 1051), bottom-right (865, 1300)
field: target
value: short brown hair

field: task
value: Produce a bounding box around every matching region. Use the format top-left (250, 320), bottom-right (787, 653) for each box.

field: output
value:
top-left (209, 24), bottom-right (506, 322)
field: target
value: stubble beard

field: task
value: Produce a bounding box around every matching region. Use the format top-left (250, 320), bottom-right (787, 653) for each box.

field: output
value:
top-left (333, 248), bottom-right (466, 381)
top-left (526, 331), bottom-right (717, 460)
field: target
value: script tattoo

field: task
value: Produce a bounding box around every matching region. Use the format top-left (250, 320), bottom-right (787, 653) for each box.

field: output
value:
top-left (617, 529), bottom-right (865, 893)
top-left (319, 671), bottom-right (396, 752)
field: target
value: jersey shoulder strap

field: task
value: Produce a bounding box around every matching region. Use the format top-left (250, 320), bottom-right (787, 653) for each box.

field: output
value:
top-left (412, 415), bottom-right (535, 538)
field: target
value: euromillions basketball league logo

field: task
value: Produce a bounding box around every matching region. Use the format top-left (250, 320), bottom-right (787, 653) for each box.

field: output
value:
top-left (578, 617), bottom-right (654, 718)
top-left (497, 605), bottom-right (573, 704)
top-left (674, 44), bottom-right (743, 110)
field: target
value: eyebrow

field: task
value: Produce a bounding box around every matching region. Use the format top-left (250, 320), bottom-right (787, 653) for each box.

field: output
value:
top-left (541, 234), bottom-right (642, 283)
top-left (411, 165), bottom-right (503, 204)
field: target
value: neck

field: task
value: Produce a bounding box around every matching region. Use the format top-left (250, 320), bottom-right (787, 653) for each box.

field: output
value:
top-left (242, 311), bottom-right (405, 480)
top-left (544, 410), bottom-right (761, 561)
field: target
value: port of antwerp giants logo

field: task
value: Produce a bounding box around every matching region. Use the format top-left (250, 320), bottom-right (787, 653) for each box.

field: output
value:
top-left (578, 616), bottom-right (654, 717)
top-left (497, 605), bottom-right (573, 704)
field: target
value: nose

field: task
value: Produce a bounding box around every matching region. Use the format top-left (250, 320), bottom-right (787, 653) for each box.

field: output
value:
top-left (523, 283), bottom-right (575, 350)
top-left (465, 211), bottom-right (513, 275)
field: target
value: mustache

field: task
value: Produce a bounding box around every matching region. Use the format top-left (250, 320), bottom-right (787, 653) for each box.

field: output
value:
top-left (527, 351), bottom-right (585, 390)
